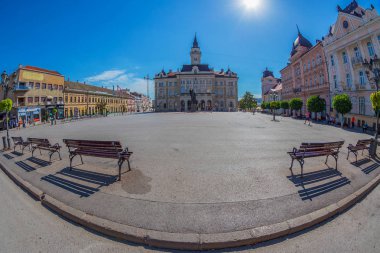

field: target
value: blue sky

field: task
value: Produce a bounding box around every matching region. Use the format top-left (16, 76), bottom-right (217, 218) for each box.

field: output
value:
top-left (1, 0), bottom-right (379, 98)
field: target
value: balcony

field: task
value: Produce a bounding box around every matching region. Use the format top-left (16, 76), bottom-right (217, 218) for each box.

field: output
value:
top-left (293, 88), bottom-right (302, 94)
top-left (351, 56), bottom-right (363, 67)
top-left (14, 85), bottom-right (30, 91)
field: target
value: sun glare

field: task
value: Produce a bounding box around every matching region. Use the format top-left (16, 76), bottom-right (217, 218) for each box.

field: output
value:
top-left (242, 0), bottom-right (261, 10)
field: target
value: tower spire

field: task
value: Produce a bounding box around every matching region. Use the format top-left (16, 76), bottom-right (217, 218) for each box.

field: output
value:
top-left (193, 33), bottom-right (199, 48)
top-left (296, 24), bottom-right (301, 35)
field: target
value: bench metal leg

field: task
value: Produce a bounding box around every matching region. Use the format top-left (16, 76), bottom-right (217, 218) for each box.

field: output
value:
top-left (325, 155), bottom-right (329, 164)
top-left (117, 159), bottom-right (125, 181)
top-left (127, 159), bottom-right (131, 171)
top-left (69, 152), bottom-right (77, 170)
top-left (333, 154), bottom-right (339, 170)
top-left (31, 147), bottom-right (36, 157)
top-left (298, 159), bottom-right (304, 178)
top-left (289, 158), bottom-right (295, 176)
top-left (79, 155), bottom-right (83, 164)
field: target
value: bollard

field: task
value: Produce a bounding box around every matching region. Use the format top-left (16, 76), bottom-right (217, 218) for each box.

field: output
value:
top-left (2, 136), bottom-right (7, 150)
top-left (7, 137), bottom-right (11, 150)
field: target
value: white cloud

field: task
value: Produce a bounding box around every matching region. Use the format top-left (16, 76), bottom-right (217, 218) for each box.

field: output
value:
top-left (84, 69), bottom-right (153, 97)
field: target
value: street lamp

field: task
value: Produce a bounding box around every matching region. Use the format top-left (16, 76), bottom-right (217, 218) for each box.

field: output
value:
top-left (363, 55), bottom-right (380, 157)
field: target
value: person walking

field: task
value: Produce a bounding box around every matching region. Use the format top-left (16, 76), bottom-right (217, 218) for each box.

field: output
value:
top-left (351, 116), bottom-right (355, 128)
top-left (304, 111), bottom-right (311, 126)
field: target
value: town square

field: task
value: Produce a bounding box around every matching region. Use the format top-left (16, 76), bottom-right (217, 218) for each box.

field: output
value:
top-left (0, 0), bottom-right (380, 252)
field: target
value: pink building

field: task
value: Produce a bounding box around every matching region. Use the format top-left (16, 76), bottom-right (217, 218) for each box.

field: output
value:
top-left (281, 28), bottom-right (330, 117)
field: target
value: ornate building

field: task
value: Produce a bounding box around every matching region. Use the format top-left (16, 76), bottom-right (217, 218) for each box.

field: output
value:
top-left (323, 0), bottom-right (380, 127)
top-left (154, 35), bottom-right (238, 112)
top-left (261, 68), bottom-right (282, 103)
top-left (280, 27), bottom-right (330, 116)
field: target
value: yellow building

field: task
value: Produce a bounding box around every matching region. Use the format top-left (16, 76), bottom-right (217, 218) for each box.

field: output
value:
top-left (1, 65), bottom-right (65, 124)
top-left (64, 81), bottom-right (129, 118)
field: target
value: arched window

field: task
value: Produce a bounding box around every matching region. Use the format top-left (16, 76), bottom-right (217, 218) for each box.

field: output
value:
top-left (367, 42), bottom-right (375, 57)
top-left (342, 52), bottom-right (348, 64)
top-left (359, 71), bottom-right (366, 85)
top-left (229, 101), bottom-right (234, 108)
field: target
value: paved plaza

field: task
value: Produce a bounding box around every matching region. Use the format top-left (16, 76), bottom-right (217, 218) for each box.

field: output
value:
top-left (0, 112), bottom-right (379, 247)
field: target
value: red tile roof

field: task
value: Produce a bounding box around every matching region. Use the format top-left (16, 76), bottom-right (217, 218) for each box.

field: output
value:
top-left (23, 66), bottom-right (62, 76)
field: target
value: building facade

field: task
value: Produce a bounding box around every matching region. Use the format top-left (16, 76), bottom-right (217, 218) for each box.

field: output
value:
top-left (280, 29), bottom-right (330, 117)
top-left (64, 81), bottom-right (130, 117)
top-left (154, 35), bottom-right (238, 112)
top-left (261, 68), bottom-right (282, 102)
top-left (0, 65), bottom-right (65, 124)
top-left (323, 1), bottom-right (380, 127)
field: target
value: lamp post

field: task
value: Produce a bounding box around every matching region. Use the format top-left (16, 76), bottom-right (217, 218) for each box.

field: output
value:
top-left (363, 56), bottom-right (380, 157)
top-left (1, 71), bottom-right (12, 150)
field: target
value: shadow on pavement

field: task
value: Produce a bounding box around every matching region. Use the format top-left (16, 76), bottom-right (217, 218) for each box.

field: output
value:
top-left (3, 154), bottom-right (14, 160)
top-left (26, 157), bottom-right (52, 167)
top-left (57, 167), bottom-right (117, 187)
top-left (11, 151), bottom-right (23, 157)
top-left (287, 168), bottom-right (351, 201)
top-left (41, 174), bottom-right (99, 197)
top-left (351, 158), bottom-right (380, 175)
top-left (15, 161), bottom-right (36, 172)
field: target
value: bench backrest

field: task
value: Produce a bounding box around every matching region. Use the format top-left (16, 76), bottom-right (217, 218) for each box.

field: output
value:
top-left (299, 141), bottom-right (344, 152)
top-left (63, 139), bottom-right (124, 159)
top-left (27, 138), bottom-right (51, 147)
top-left (356, 139), bottom-right (372, 146)
top-left (12, 137), bottom-right (23, 143)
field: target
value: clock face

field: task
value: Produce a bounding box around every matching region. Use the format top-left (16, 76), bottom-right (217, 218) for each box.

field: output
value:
top-left (343, 20), bottom-right (349, 29)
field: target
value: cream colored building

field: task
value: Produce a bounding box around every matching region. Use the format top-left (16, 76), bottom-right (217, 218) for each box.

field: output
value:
top-left (0, 65), bottom-right (65, 123)
top-left (154, 35), bottom-right (238, 112)
top-left (64, 81), bottom-right (129, 117)
top-left (323, 1), bottom-right (380, 127)
top-left (261, 68), bottom-right (282, 103)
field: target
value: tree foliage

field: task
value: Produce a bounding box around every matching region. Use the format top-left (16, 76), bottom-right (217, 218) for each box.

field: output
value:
top-left (270, 101), bottom-right (281, 110)
top-left (289, 98), bottom-right (303, 111)
top-left (0, 98), bottom-right (13, 113)
top-left (333, 94), bottom-right (352, 115)
top-left (239, 92), bottom-right (257, 110)
top-left (280, 101), bottom-right (289, 110)
top-left (307, 95), bottom-right (326, 113)
top-left (370, 91), bottom-right (380, 112)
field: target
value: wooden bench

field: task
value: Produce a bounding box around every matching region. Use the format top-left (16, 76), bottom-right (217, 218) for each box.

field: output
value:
top-left (347, 139), bottom-right (373, 162)
top-left (11, 137), bottom-right (31, 153)
top-left (27, 138), bottom-right (62, 162)
top-left (62, 139), bottom-right (133, 181)
top-left (288, 141), bottom-right (344, 177)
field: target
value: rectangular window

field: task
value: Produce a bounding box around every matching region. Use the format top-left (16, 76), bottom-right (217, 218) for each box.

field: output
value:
top-left (59, 85), bottom-right (63, 90)
top-left (70, 97), bottom-right (73, 103)
top-left (53, 97), bottom-right (57, 103)
top-left (42, 83), bottom-right (46, 89)
top-left (53, 84), bottom-right (58, 90)
top-left (346, 73), bottom-right (351, 87)
top-left (342, 52), bottom-right (348, 64)
top-left (41, 96), bottom-right (46, 102)
top-left (48, 84), bottom-right (52, 90)
top-left (334, 75), bottom-right (338, 89)
top-left (29, 82), bottom-right (34, 89)
top-left (27, 97), bottom-right (33, 104)
top-left (367, 42), bottom-right (375, 57)
top-left (359, 97), bottom-right (365, 115)
top-left (65, 96), bottom-right (68, 103)
top-left (58, 97), bottom-right (63, 103)
top-left (34, 97), bottom-right (39, 103)
top-left (359, 71), bottom-right (366, 85)
top-left (35, 83), bottom-right (40, 89)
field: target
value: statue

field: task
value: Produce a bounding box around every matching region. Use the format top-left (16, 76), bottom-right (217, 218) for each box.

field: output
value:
top-left (189, 88), bottom-right (197, 112)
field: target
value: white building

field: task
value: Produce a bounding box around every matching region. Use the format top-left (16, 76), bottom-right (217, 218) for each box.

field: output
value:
top-left (323, 1), bottom-right (380, 127)
top-left (154, 35), bottom-right (238, 112)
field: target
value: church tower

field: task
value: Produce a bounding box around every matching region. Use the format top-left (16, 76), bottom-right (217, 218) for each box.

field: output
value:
top-left (190, 34), bottom-right (201, 65)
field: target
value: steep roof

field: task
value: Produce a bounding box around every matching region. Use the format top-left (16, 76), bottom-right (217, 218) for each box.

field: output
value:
top-left (181, 64), bottom-right (211, 72)
top-left (64, 81), bottom-right (114, 95)
top-left (291, 26), bottom-right (313, 56)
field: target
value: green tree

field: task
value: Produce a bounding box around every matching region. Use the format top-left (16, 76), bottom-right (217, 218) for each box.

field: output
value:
top-left (333, 94), bottom-right (352, 128)
top-left (370, 91), bottom-right (380, 155)
top-left (239, 92), bottom-right (257, 111)
top-left (0, 98), bottom-right (13, 148)
top-left (270, 101), bottom-right (281, 121)
top-left (280, 100), bottom-right (289, 115)
top-left (307, 95), bottom-right (326, 120)
top-left (260, 102), bottom-right (267, 112)
top-left (289, 98), bottom-right (303, 116)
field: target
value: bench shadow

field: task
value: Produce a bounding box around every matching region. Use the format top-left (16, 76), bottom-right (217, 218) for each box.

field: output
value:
top-left (350, 158), bottom-right (380, 175)
top-left (41, 174), bottom-right (99, 197)
top-left (287, 168), bottom-right (351, 201)
top-left (26, 157), bottom-right (52, 167)
top-left (56, 167), bottom-right (117, 187)
top-left (3, 154), bottom-right (14, 160)
top-left (11, 151), bottom-right (24, 157)
top-left (15, 161), bottom-right (36, 172)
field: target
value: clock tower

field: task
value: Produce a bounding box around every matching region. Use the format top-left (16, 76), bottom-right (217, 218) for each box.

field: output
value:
top-left (190, 34), bottom-right (201, 65)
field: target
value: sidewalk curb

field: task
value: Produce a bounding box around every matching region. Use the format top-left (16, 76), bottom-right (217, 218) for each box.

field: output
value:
top-left (1, 160), bottom-right (379, 250)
